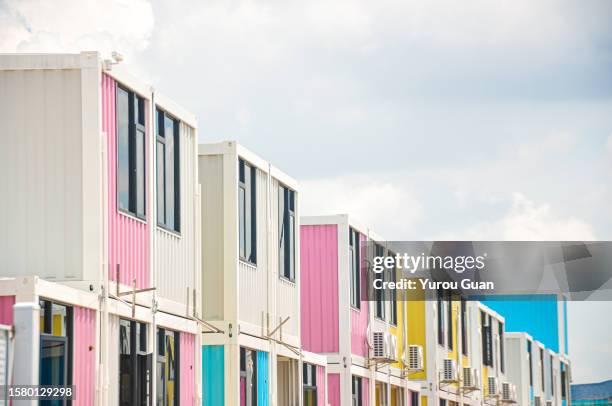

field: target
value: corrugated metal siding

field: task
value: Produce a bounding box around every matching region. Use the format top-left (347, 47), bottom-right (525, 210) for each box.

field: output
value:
top-left (73, 306), bottom-right (96, 406)
top-left (0, 297), bottom-right (15, 325)
top-left (180, 332), bottom-right (196, 406)
top-left (102, 73), bottom-right (150, 289)
top-left (199, 155), bottom-right (224, 320)
top-left (300, 224), bottom-right (339, 353)
top-left (351, 232), bottom-right (369, 357)
top-left (327, 374), bottom-right (340, 406)
top-left (156, 122), bottom-right (200, 307)
top-left (257, 351), bottom-right (269, 406)
top-left (317, 365), bottom-right (326, 406)
top-left (362, 377), bottom-right (370, 406)
top-left (271, 178), bottom-right (299, 337)
top-left (238, 168), bottom-right (268, 327)
top-left (202, 345), bottom-right (225, 406)
top-left (0, 68), bottom-right (84, 280)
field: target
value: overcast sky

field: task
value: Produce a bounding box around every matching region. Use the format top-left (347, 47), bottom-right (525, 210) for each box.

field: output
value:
top-left (1, 0), bottom-right (611, 384)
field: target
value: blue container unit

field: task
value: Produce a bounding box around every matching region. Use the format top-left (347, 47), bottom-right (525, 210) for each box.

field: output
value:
top-left (202, 345), bottom-right (270, 406)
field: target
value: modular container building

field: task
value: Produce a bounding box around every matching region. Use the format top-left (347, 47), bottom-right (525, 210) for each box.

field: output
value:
top-left (199, 141), bottom-right (314, 406)
top-left (0, 52), bottom-right (202, 405)
top-left (467, 302), bottom-right (508, 406)
top-left (301, 214), bottom-right (419, 406)
top-left (505, 332), bottom-right (572, 406)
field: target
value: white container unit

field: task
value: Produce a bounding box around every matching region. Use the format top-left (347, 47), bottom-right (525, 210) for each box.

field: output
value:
top-left (199, 141), bottom-right (302, 406)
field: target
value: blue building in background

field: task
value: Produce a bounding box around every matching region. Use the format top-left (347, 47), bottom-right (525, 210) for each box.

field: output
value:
top-left (572, 380), bottom-right (612, 405)
top-left (482, 294), bottom-right (569, 356)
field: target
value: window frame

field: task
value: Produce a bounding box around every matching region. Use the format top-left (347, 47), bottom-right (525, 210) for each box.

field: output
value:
top-left (461, 298), bottom-right (468, 356)
top-left (302, 363), bottom-right (318, 406)
top-left (156, 108), bottom-right (181, 233)
top-left (119, 319), bottom-right (151, 406)
top-left (388, 249), bottom-right (398, 326)
top-left (240, 347), bottom-right (258, 406)
top-left (279, 184), bottom-right (296, 282)
top-left (374, 243), bottom-right (385, 320)
top-left (39, 299), bottom-right (73, 406)
top-left (349, 228), bottom-right (361, 310)
top-left (156, 327), bottom-right (180, 406)
top-left (116, 85), bottom-right (147, 220)
top-left (238, 159), bottom-right (257, 265)
top-left (351, 375), bottom-right (363, 406)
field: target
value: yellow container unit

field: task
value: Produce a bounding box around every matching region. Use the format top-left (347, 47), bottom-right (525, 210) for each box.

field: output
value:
top-left (406, 279), bottom-right (428, 406)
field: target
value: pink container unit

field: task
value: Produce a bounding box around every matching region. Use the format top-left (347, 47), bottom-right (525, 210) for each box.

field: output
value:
top-left (180, 332), bottom-right (196, 406)
top-left (300, 215), bottom-right (375, 406)
top-left (73, 306), bottom-right (96, 406)
top-left (102, 73), bottom-right (150, 289)
top-left (0, 296), bottom-right (15, 325)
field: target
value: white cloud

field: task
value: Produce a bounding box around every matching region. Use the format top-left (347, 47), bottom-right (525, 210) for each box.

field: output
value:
top-left (607, 134), bottom-right (612, 163)
top-left (300, 175), bottom-right (423, 240)
top-left (0, 0), bottom-right (154, 59)
top-left (441, 193), bottom-right (596, 241)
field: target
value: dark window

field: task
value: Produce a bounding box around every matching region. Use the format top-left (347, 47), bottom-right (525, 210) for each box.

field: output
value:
top-left (541, 348), bottom-right (545, 390)
top-left (482, 311), bottom-right (493, 367)
top-left (410, 391), bottom-right (420, 406)
top-left (39, 300), bottom-right (73, 406)
top-left (156, 109), bottom-right (180, 232)
top-left (352, 375), bottom-right (362, 406)
top-left (239, 160), bottom-right (256, 264)
top-left (561, 363), bottom-right (567, 399)
top-left (279, 185), bottom-right (296, 281)
top-left (349, 228), bottom-right (361, 309)
top-left (528, 340), bottom-right (533, 386)
top-left (156, 328), bottom-right (180, 406)
top-left (550, 354), bottom-right (554, 396)
top-left (119, 319), bottom-right (151, 406)
top-left (389, 251), bottom-right (397, 325)
top-left (374, 244), bottom-right (385, 320)
top-left (447, 292), bottom-right (453, 350)
top-left (303, 363), bottom-right (317, 406)
top-left (461, 298), bottom-right (468, 356)
top-left (437, 289), bottom-right (445, 346)
top-left (440, 399), bottom-right (446, 406)
top-left (117, 87), bottom-right (146, 219)
top-left (499, 322), bottom-right (505, 373)
top-left (240, 347), bottom-right (257, 406)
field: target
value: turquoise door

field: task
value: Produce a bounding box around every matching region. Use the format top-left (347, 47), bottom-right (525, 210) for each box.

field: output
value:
top-left (257, 351), bottom-right (269, 406)
top-left (203, 345), bottom-right (225, 406)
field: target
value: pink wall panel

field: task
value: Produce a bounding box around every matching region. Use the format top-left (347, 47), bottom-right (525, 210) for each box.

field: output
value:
top-left (0, 296), bottom-right (15, 325)
top-left (300, 224), bottom-right (339, 353)
top-left (102, 74), bottom-right (149, 288)
top-left (350, 232), bottom-right (369, 357)
top-left (73, 306), bottom-right (96, 406)
top-left (362, 377), bottom-right (370, 406)
top-left (180, 332), bottom-right (196, 406)
top-left (317, 365), bottom-right (326, 406)
top-left (327, 373), bottom-right (340, 406)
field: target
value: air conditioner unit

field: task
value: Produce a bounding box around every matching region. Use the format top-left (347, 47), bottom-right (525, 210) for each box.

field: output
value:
top-left (462, 367), bottom-right (479, 389)
top-left (534, 396), bottom-right (542, 406)
top-left (501, 382), bottom-right (517, 403)
top-left (408, 345), bottom-right (424, 371)
top-left (441, 359), bottom-right (457, 382)
top-left (546, 401), bottom-right (552, 406)
top-left (372, 332), bottom-right (386, 359)
top-left (487, 376), bottom-right (499, 397)
top-left (372, 331), bottom-right (397, 362)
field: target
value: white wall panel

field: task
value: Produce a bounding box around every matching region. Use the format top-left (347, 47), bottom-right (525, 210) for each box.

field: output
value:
top-left (156, 122), bottom-right (200, 312)
top-left (0, 68), bottom-right (84, 280)
top-left (200, 154), bottom-right (224, 320)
